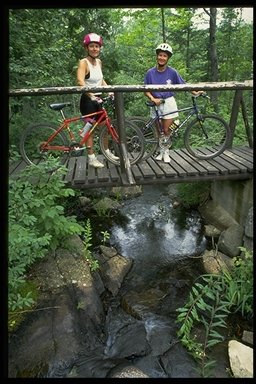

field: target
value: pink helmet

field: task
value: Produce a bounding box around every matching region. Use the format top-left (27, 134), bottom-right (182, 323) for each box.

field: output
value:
top-left (83, 33), bottom-right (103, 47)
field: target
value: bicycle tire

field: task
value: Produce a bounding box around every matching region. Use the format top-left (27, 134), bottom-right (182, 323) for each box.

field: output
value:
top-left (129, 116), bottom-right (159, 161)
top-left (184, 114), bottom-right (230, 160)
top-left (20, 123), bottom-right (69, 166)
top-left (99, 119), bottom-right (145, 166)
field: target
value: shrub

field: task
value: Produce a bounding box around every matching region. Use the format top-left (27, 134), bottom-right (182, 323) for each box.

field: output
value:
top-left (8, 159), bottom-right (85, 311)
top-left (176, 247), bottom-right (253, 377)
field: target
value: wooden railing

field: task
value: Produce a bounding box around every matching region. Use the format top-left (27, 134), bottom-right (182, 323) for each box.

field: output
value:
top-left (9, 81), bottom-right (253, 185)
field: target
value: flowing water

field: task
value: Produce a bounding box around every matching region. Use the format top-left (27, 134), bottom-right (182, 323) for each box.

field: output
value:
top-left (67, 184), bottom-right (211, 378)
top-left (87, 184), bottom-right (213, 378)
top-left (110, 184), bottom-right (207, 281)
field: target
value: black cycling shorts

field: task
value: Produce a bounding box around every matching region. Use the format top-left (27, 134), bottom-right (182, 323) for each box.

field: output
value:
top-left (80, 93), bottom-right (102, 121)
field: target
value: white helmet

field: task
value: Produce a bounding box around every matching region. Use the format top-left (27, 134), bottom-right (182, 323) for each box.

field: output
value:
top-left (156, 43), bottom-right (173, 56)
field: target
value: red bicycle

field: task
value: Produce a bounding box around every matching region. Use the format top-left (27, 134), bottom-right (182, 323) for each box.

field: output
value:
top-left (19, 95), bottom-right (145, 168)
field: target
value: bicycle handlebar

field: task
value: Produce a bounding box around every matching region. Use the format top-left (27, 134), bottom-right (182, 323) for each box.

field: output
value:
top-left (191, 92), bottom-right (210, 99)
top-left (95, 94), bottom-right (115, 104)
top-left (149, 92), bottom-right (209, 106)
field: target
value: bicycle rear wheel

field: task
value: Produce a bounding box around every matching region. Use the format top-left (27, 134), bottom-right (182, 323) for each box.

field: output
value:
top-left (184, 114), bottom-right (230, 160)
top-left (129, 116), bottom-right (159, 161)
top-left (20, 123), bottom-right (69, 166)
top-left (99, 119), bottom-right (145, 165)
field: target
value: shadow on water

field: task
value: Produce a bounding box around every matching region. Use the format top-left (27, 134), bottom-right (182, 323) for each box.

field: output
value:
top-left (110, 184), bottom-right (207, 282)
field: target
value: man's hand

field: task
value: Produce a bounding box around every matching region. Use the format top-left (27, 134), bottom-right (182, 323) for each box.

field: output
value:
top-left (191, 90), bottom-right (205, 96)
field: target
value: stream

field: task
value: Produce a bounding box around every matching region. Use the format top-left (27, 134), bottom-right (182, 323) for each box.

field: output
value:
top-left (69, 184), bottom-right (220, 378)
top-left (110, 184), bottom-right (206, 280)
top-left (8, 184), bottom-right (232, 378)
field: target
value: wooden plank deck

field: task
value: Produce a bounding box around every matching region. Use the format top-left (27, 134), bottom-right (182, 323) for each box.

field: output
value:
top-left (9, 145), bottom-right (253, 189)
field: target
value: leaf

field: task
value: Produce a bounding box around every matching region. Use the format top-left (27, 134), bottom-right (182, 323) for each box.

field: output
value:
top-left (207, 339), bottom-right (223, 348)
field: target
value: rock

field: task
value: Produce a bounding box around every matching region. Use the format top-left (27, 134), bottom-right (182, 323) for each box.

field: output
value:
top-left (242, 331), bottom-right (253, 347)
top-left (202, 249), bottom-right (235, 274)
top-left (99, 254), bottom-right (133, 296)
top-left (217, 224), bottom-right (244, 258)
top-left (110, 186), bottom-right (142, 199)
top-left (228, 340), bottom-right (253, 378)
top-left (99, 245), bottom-right (118, 258)
top-left (108, 364), bottom-right (149, 378)
top-left (204, 224), bottom-right (221, 238)
top-left (93, 196), bottom-right (122, 213)
top-left (198, 200), bottom-right (238, 231)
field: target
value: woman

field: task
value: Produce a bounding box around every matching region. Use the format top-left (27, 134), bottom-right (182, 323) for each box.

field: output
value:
top-left (144, 43), bottom-right (202, 163)
top-left (77, 32), bottom-right (118, 168)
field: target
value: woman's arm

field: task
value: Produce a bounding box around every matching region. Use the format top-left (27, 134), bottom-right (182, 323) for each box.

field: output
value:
top-left (77, 58), bottom-right (88, 86)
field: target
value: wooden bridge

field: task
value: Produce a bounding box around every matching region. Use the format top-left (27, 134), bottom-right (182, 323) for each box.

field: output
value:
top-left (9, 81), bottom-right (253, 189)
top-left (9, 145), bottom-right (253, 189)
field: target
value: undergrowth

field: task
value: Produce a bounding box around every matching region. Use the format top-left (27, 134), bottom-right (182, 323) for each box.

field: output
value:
top-left (176, 246), bottom-right (253, 377)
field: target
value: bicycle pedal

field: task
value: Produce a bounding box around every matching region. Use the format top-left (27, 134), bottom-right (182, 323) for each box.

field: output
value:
top-left (73, 147), bottom-right (84, 151)
top-left (70, 141), bottom-right (80, 148)
top-left (71, 147), bottom-right (85, 157)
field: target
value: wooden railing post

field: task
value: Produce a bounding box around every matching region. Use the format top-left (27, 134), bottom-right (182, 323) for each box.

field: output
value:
top-left (240, 95), bottom-right (253, 148)
top-left (228, 89), bottom-right (243, 148)
top-left (114, 92), bottom-right (135, 185)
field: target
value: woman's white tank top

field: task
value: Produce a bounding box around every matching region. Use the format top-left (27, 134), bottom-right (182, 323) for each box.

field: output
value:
top-left (84, 58), bottom-right (103, 87)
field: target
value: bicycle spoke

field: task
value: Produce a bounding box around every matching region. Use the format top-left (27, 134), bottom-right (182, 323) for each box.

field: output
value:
top-left (20, 123), bottom-right (69, 166)
top-left (184, 115), bottom-right (230, 159)
top-left (99, 120), bottom-right (145, 165)
top-left (128, 117), bottom-right (158, 161)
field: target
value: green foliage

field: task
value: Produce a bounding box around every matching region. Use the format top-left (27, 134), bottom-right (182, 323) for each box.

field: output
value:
top-left (83, 218), bottom-right (93, 257)
top-left (176, 182), bottom-right (211, 207)
top-left (224, 247), bottom-right (253, 318)
top-left (101, 230), bottom-right (110, 245)
top-left (8, 159), bottom-right (85, 311)
top-left (82, 218), bottom-right (99, 271)
top-left (9, 8), bottom-right (253, 151)
top-left (93, 199), bottom-right (112, 218)
top-left (176, 247), bottom-right (253, 377)
top-left (9, 144), bottom-right (21, 163)
top-left (8, 280), bottom-right (38, 332)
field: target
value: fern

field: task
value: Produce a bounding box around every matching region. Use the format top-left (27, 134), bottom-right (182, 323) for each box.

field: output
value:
top-left (82, 218), bottom-right (99, 272)
top-left (176, 249), bottom-right (253, 377)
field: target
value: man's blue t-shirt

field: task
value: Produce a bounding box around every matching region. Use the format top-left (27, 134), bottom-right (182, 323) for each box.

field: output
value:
top-left (144, 66), bottom-right (185, 99)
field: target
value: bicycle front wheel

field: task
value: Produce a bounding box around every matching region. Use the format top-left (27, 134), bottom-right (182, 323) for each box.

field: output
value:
top-left (20, 123), bottom-right (69, 166)
top-left (184, 114), bottom-right (230, 160)
top-left (129, 116), bottom-right (158, 161)
top-left (99, 119), bottom-right (145, 166)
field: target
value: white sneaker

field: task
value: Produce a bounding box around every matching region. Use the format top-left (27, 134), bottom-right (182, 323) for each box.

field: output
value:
top-left (88, 154), bottom-right (104, 168)
top-left (155, 149), bottom-right (164, 161)
top-left (163, 149), bottom-right (171, 163)
top-left (105, 148), bottom-right (119, 161)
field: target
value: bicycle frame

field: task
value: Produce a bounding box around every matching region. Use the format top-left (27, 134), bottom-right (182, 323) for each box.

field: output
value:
top-left (41, 104), bottom-right (118, 152)
top-left (149, 97), bottom-right (200, 134)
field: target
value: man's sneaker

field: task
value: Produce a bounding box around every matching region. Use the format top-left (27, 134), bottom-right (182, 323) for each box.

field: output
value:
top-left (163, 149), bottom-right (171, 163)
top-left (88, 154), bottom-right (104, 168)
top-left (105, 148), bottom-right (119, 161)
top-left (155, 149), bottom-right (164, 161)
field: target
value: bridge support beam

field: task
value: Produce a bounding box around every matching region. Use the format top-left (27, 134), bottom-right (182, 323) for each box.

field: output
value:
top-left (114, 92), bottom-right (136, 185)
